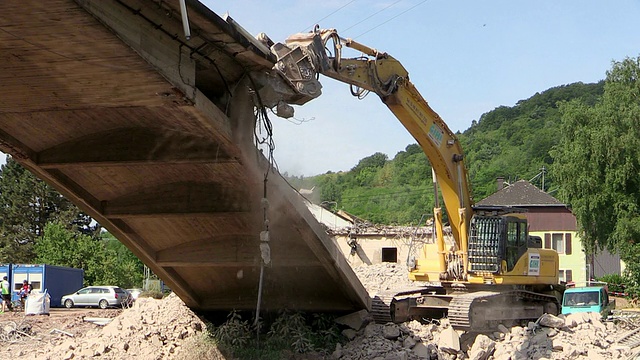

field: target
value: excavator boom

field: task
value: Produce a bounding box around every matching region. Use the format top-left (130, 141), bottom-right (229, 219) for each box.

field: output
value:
top-left (272, 29), bottom-right (473, 274)
top-left (269, 27), bottom-right (562, 330)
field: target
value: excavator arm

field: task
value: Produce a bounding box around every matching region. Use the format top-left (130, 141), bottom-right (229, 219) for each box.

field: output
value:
top-left (271, 28), bottom-right (473, 275)
top-left (269, 28), bottom-right (564, 329)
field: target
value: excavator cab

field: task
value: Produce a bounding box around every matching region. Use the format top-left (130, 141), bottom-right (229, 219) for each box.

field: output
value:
top-left (468, 214), bottom-right (528, 274)
top-left (467, 208), bottom-right (559, 285)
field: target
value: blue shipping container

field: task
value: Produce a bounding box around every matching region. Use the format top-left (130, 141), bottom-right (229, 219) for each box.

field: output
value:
top-left (11, 264), bottom-right (84, 307)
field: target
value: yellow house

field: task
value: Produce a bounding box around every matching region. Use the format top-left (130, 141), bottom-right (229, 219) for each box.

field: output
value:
top-left (476, 179), bottom-right (621, 285)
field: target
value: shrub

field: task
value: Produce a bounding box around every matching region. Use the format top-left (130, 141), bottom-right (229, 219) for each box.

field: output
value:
top-left (598, 273), bottom-right (630, 296)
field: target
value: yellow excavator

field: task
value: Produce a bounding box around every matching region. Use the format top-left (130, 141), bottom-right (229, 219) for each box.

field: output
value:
top-left (268, 27), bottom-right (563, 331)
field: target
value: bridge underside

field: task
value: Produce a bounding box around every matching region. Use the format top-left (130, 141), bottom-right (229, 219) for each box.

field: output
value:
top-left (0, 0), bottom-right (369, 312)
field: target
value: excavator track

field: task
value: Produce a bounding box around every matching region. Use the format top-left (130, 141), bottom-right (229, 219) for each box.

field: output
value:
top-left (448, 291), bottom-right (499, 330)
top-left (371, 287), bottom-right (438, 324)
top-left (448, 290), bottom-right (560, 331)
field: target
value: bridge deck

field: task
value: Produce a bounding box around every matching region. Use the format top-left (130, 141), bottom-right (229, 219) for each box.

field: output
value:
top-left (0, 0), bottom-right (369, 312)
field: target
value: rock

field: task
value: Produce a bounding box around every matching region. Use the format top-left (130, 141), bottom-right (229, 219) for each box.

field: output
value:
top-left (336, 309), bottom-right (370, 330)
top-left (439, 326), bottom-right (460, 353)
top-left (332, 343), bottom-right (343, 359)
top-left (403, 336), bottom-right (416, 349)
top-left (492, 344), bottom-right (513, 360)
top-left (468, 334), bottom-right (495, 360)
top-left (531, 331), bottom-right (548, 345)
top-left (551, 338), bottom-right (563, 351)
top-left (564, 312), bottom-right (588, 328)
top-left (78, 347), bottom-right (94, 357)
top-left (497, 324), bottom-right (509, 334)
top-left (538, 313), bottom-right (565, 328)
top-left (365, 323), bottom-right (382, 337)
top-left (383, 324), bottom-right (401, 340)
top-left (384, 351), bottom-right (408, 360)
top-left (515, 340), bottom-right (529, 352)
top-left (511, 326), bottom-right (526, 336)
top-left (512, 350), bottom-right (529, 360)
top-left (342, 328), bottom-right (357, 340)
top-left (413, 342), bottom-right (430, 359)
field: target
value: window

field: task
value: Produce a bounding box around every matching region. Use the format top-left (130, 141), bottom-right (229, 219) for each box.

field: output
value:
top-left (545, 233), bottom-right (572, 254)
top-left (31, 281), bottom-right (41, 291)
top-left (507, 222), bottom-right (518, 247)
top-left (381, 248), bottom-right (398, 263)
top-left (552, 233), bottom-right (564, 254)
top-left (559, 269), bottom-right (573, 283)
top-left (518, 222), bottom-right (527, 247)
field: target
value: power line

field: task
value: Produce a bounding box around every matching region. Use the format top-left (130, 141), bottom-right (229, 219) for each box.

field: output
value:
top-left (341, 188), bottom-right (433, 200)
top-left (353, 0), bottom-right (429, 40)
top-left (343, 0), bottom-right (403, 32)
top-left (301, 0), bottom-right (358, 33)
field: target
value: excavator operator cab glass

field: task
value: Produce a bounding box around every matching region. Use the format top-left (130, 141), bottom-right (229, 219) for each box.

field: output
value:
top-left (505, 218), bottom-right (528, 272)
top-left (469, 216), bottom-right (528, 274)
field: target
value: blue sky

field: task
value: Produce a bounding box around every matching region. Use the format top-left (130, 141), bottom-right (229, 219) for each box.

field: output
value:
top-left (202, 0), bottom-right (640, 177)
top-left (3, 1), bottom-right (638, 176)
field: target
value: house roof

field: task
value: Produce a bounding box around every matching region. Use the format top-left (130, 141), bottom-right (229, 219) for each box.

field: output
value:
top-left (476, 180), bottom-right (566, 207)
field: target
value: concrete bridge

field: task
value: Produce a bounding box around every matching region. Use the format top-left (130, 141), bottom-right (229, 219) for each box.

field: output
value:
top-left (0, 0), bottom-right (369, 313)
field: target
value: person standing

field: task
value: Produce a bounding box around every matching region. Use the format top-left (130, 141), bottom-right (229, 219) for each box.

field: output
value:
top-left (18, 279), bottom-right (30, 309)
top-left (1, 276), bottom-right (11, 312)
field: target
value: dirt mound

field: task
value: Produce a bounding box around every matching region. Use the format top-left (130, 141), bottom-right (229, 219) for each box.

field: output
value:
top-left (3, 293), bottom-right (209, 360)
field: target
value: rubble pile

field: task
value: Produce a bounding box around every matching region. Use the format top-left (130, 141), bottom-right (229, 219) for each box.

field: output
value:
top-left (34, 293), bottom-right (207, 360)
top-left (353, 262), bottom-right (418, 295)
top-left (340, 263), bottom-right (637, 360)
top-left (333, 311), bottom-right (634, 360)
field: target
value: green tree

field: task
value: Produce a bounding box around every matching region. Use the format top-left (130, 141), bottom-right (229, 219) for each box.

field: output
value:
top-left (0, 157), bottom-right (96, 262)
top-left (102, 232), bottom-right (145, 288)
top-left (35, 222), bottom-right (144, 287)
top-left (551, 56), bottom-right (640, 277)
top-left (35, 222), bottom-right (104, 285)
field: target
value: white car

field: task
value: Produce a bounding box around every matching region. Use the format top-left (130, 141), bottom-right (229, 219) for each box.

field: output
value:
top-left (61, 286), bottom-right (129, 309)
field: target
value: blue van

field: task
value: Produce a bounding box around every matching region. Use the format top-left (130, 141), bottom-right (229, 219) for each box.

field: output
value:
top-left (561, 285), bottom-right (615, 317)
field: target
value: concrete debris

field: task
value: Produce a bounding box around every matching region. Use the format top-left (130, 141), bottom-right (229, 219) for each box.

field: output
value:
top-left (468, 334), bottom-right (495, 360)
top-left (26, 293), bottom-right (206, 359)
top-left (50, 328), bottom-right (74, 337)
top-left (337, 263), bottom-right (637, 360)
top-left (352, 262), bottom-right (421, 296)
top-left (438, 326), bottom-right (460, 354)
top-left (537, 313), bottom-right (565, 328)
top-left (333, 306), bottom-right (630, 360)
top-left (336, 309), bottom-right (370, 331)
top-left (83, 317), bottom-right (113, 326)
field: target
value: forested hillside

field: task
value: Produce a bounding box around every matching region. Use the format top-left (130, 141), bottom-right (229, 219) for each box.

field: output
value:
top-left (287, 81), bottom-right (605, 225)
